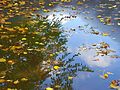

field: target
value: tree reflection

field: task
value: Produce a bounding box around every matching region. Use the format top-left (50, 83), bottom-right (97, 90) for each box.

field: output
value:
top-left (0, 12), bottom-right (93, 90)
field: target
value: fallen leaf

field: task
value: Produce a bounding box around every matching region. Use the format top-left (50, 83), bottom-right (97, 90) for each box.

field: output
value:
top-left (23, 52), bottom-right (27, 55)
top-left (22, 38), bottom-right (27, 41)
top-left (0, 58), bottom-right (6, 62)
top-left (13, 80), bottom-right (19, 84)
top-left (7, 60), bottom-right (15, 65)
top-left (0, 79), bottom-right (6, 83)
top-left (68, 76), bottom-right (73, 80)
top-left (21, 78), bottom-right (28, 81)
top-left (102, 32), bottom-right (109, 36)
top-left (99, 73), bottom-right (108, 79)
top-left (110, 80), bottom-right (120, 89)
top-left (46, 87), bottom-right (54, 90)
top-left (53, 66), bottom-right (60, 70)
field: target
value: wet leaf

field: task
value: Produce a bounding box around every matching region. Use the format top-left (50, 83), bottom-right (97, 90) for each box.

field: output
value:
top-left (53, 66), bottom-right (60, 70)
top-left (99, 73), bottom-right (108, 79)
top-left (68, 76), bottom-right (73, 80)
top-left (102, 32), bottom-right (109, 36)
top-left (77, 1), bottom-right (83, 5)
top-left (21, 78), bottom-right (28, 81)
top-left (97, 15), bottom-right (102, 18)
top-left (13, 80), bottom-right (19, 84)
top-left (0, 58), bottom-right (6, 62)
top-left (72, 7), bottom-right (76, 10)
top-left (43, 9), bottom-right (50, 13)
top-left (22, 38), bottom-right (27, 41)
top-left (7, 60), bottom-right (15, 65)
top-left (46, 87), bottom-right (54, 90)
top-left (19, 1), bottom-right (26, 5)
top-left (23, 52), bottom-right (27, 55)
top-left (55, 85), bottom-right (61, 88)
top-left (110, 80), bottom-right (120, 89)
top-left (0, 79), bottom-right (6, 83)
top-left (7, 88), bottom-right (17, 90)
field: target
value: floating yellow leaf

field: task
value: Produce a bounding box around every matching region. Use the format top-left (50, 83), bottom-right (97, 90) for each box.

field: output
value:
top-left (35, 42), bottom-right (39, 44)
top-left (0, 58), bottom-right (6, 62)
top-left (109, 80), bottom-right (120, 89)
top-left (97, 15), bottom-right (102, 18)
top-left (99, 73), bottom-right (108, 79)
top-left (8, 60), bottom-right (15, 65)
top-left (27, 48), bottom-right (33, 51)
top-left (0, 79), bottom-right (6, 83)
top-left (39, 43), bottom-right (44, 45)
top-left (77, 1), bottom-right (83, 5)
top-left (43, 9), bottom-right (50, 13)
top-left (23, 52), bottom-right (27, 55)
top-left (7, 88), bottom-right (17, 90)
top-left (53, 66), bottom-right (60, 70)
top-left (50, 54), bottom-right (54, 57)
top-left (55, 85), bottom-right (61, 88)
top-left (22, 38), bottom-right (27, 41)
top-left (110, 83), bottom-right (118, 89)
top-left (99, 18), bottom-right (104, 23)
top-left (104, 73), bottom-right (108, 78)
top-left (19, 1), bottom-right (26, 5)
top-left (14, 3), bottom-right (18, 6)
top-left (13, 80), bottom-right (19, 84)
top-left (102, 33), bottom-right (109, 36)
top-left (10, 46), bottom-right (22, 50)
top-left (61, 0), bottom-right (71, 2)
top-left (46, 87), bottom-right (54, 90)
top-left (6, 80), bottom-right (13, 82)
top-left (49, 3), bottom-right (53, 6)
top-left (68, 76), bottom-right (73, 80)
top-left (21, 78), bottom-right (28, 81)
top-left (72, 7), bottom-right (76, 10)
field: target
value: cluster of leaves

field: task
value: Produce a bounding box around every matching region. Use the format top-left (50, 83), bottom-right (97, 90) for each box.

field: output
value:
top-left (40, 53), bottom-right (93, 90)
top-left (0, 0), bottom-right (94, 90)
top-left (0, 13), bottom-right (68, 89)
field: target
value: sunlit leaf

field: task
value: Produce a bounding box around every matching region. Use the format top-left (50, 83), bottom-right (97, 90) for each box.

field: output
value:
top-left (22, 38), bottom-right (27, 41)
top-left (99, 73), bottom-right (108, 79)
top-left (0, 58), bottom-right (6, 62)
top-left (21, 78), bottom-right (28, 81)
top-left (7, 88), bottom-right (17, 90)
top-left (68, 76), bottom-right (73, 80)
top-left (7, 60), bottom-right (15, 65)
top-left (46, 87), bottom-right (54, 90)
top-left (109, 80), bottom-right (120, 89)
top-left (0, 79), bottom-right (6, 83)
top-left (77, 1), bottom-right (83, 5)
top-left (53, 66), bottom-right (60, 70)
top-left (23, 52), bottom-right (27, 55)
top-left (13, 80), bottom-right (19, 84)
top-left (102, 32), bottom-right (109, 36)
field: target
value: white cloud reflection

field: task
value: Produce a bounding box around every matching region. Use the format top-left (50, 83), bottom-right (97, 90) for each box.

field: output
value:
top-left (44, 6), bottom-right (120, 68)
top-left (79, 49), bottom-right (114, 67)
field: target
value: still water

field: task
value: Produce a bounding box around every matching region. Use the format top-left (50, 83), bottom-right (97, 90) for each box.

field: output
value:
top-left (0, 0), bottom-right (120, 90)
top-left (41, 0), bottom-right (120, 90)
